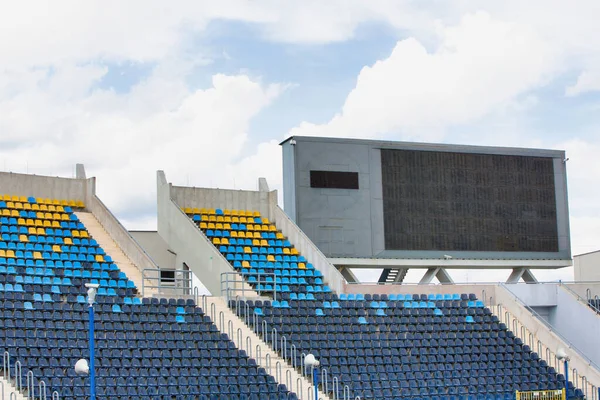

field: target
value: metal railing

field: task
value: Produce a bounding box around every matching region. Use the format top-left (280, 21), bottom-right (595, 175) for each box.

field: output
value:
top-left (516, 389), bottom-right (565, 400)
top-left (141, 268), bottom-right (193, 297)
top-left (221, 271), bottom-right (277, 302)
top-left (557, 283), bottom-right (600, 314)
top-left (3, 351), bottom-right (60, 400)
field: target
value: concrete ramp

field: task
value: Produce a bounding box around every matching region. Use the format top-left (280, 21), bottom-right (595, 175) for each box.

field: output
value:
top-left (76, 211), bottom-right (156, 296)
top-left (0, 376), bottom-right (28, 400)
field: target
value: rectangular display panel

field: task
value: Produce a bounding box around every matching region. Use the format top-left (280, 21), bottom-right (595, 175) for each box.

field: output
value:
top-left (310, 170), bottom-right (359, 189)
top-left (381, 149), bottom-right (558, 252)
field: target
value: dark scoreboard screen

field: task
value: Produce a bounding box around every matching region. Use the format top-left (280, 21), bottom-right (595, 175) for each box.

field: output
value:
top-left (381, 149), bottom-right (559, 252)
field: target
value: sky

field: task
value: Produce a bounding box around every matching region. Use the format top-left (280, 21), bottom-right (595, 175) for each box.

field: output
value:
top-left (1, 1), bottom-right (599, 284)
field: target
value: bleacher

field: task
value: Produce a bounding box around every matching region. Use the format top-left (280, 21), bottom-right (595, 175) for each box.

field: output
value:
top-left (188, 207), bottom-right (583, 400)
top-left (0, 196), bottom-right (296, 399)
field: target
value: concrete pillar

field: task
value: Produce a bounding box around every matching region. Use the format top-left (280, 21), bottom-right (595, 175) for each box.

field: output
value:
top-left (506, 267), bottom-right (538, 284)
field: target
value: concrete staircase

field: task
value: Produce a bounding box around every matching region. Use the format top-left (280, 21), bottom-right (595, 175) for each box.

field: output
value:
top-left (206, 297), bottom-right (329, 400)
top-left (75, 212), bottom-right (157, 296)
top-left (0, 376), bottom-right (27, 400)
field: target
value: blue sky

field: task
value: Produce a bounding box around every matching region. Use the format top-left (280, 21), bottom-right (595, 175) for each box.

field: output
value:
top-left (1, 1), bottom-right (599, 282)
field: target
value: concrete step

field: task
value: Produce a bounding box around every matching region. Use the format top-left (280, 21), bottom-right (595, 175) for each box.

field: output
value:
top-left (75, 212), bottom-right (157, 296)
top-left (0, 376), bottom-right (28, 400)
top-left (206, 297), bottom-right (330, 400)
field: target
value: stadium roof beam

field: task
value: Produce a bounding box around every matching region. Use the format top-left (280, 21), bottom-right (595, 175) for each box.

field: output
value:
top-left (337, 266), bottom-right (359, 283)
top-left (418, 267), bottom-right (454, 284)
top-left (506, 267), bottom-right (539, 284)
top-left (328, 257), bottom-right (572, 269)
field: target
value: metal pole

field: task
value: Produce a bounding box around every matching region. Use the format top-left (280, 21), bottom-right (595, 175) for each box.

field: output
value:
top-left (564, 359), bottom-right (569, 400)
top-left (89, 303), bottom-right (96, 400)
top-left (313, 367), bottom-right (318, 400)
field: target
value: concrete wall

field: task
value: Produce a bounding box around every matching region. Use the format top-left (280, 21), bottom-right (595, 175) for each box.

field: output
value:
top-left (271, 204), bottom-right (346, 295)
top-left (170, 185), bottom-right (274, 220)
top-left (504, 283), bottom-right (558, 306)
top-left (575, 250), bottom-right (600, 281)
top-left (157, 171), bottom-right (243, 296)
top-left (281, 136), bottom-right (571, 261)
top-left (496, 285), bottom-right (600, 391)
top-left (0, 170), bottom-right (87, 201)
top-left (130, 231), bottom-right (176, 270)
top-left (549, 286), bottom-right (600, 367)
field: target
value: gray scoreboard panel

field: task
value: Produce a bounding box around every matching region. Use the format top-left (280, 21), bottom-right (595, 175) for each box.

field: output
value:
top-left (380, 149), bottom-right (558, 252)
top-left (281, 136), bottom-right (571, 261)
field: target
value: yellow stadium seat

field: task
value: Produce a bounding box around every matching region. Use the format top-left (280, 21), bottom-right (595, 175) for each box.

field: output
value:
top-left (6, 250), bottom-right (15, 258)
top-left (192, 208), bottom-right (200, 214)
top-left (207, 209), bottom-right (216, 215)
top-left (269, 226), bottom-right (277, 232)
top-left (25, 219), bottom-right (34, 226)
top-left (72, 231), bottom-right (80, 238)
top-left (216, 216), bottom-right (224, 222)
top-left (260, 240), bottom-right (268, 246)
top-left (199, 208), bottom-right (207, 214)
top-left (215, 223), bottom-right (223, 230)
top-left (48, 205), bottom-right (56, 212)
top-left (39, 204), bottom-right (48, 211)
top-left (52, 221), bottom-right (60, 228)
top-left (43, 220), bottom-right (51, 227)
top-left (242, 261), bottom-right (250, 268)
top-left (221, 238), bottom-right (229, 245)
top-left (60, 200), bottom-right (68, 206)
top-left (283, 248), bottom-right (290, 255)
top-left (52, 213), bottom-right (61, 220)
top-left (253, 211), bottom-right (261, 217)
top-left (237, 231), bottom-right (246, 238)
top-left (223, 223), bottom-right (231, 230)
top-left (276, 233), bottom-right (284, 239)
top-left (34, 220), bottom-right (43, 227)
top-left (80, 231), bottom-right (89, 238)
top-left (10, 210), bottom-right (18, 217)
top-left (23, 203), bottom-right (31, 210)
top-left (18, 196), bottom-right (27, 202)
top-left (56, 205), bottom-right (64, 212)
top-left (200, 222), bottom-right (208, 229)
top-left (243, 247), bottom-right (252, 254)
top-left (1, 194), bottom-right (10, 201)
top-left (201, 215), bottom-right (209, 221)
top-left (247, 217), bottom-right (255, 224)
top-left (230, 231), bottom-right (238, 238)
top-left (36, 228), bottom-right (45, 235)
top-left (28, 227), bottom-right (36, 234)
top-left (19, 234), bottom-right (28, 242)
top-left (41, 198), bottom-right (51, 204)
top-left (259, 225), bottom-right (268, 232)
top-left (64, 238), bottom-right (72, 245)
top-left (207, 223), bottom-right (215, 230)
top-left (43, 212), bottom-right (51, 219)
top-left (183, 207), bottom-right (192, 214)
top-left (95, 255), bottom-right (104, 262)
top-left (17, 218), bottom-right (25, 225)
top-left (75, 200), bottom-right (85, 208)
top-left (208, 216), bottom-right (217, 222)
top-left (61, 214), bottom-right (69, 221)
top-left (231, 210), bottom-right (239, 216)
top-left (252, 239), bottom-right (260, 246)
top-left (239, 217), bottom-right (247, 223)
top-left (67, 200), bottom-right (76, 207)
top-left (0, 250), bottom-right (4, 257)
top-left (262, 218), bottom-right (270, 224)
top-left (246, 224), bottom-right (254, 231)
top-left (298, 263), bottom-right (306, 269)
top-left (224, 216), bottom-right (231, 223)
top-left (232, 217), bottom-right (239, 223)
top-left (52, 245), bottom-right (61, 252)
top-left (31, 204), bottom-right (39, 211)
top-left (291, 248), bottom-right (299, 255)
top-left (1, 210), bottom-right (9, 216)
top-left (10, 196), bottom-right (19, 202)
top-left (212, 238), bottom-right (221, 245)
top-left (14, 202), bottom-right (23, 209)
top-left (223, 209), bottom-right (231, 216)
top-left (267, 255), bottom-right (275, 262)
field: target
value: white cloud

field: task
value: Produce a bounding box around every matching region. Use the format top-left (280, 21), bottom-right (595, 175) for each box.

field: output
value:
top-left (566, 70), bottom-right (600, 97)
top-left (290, 12), bottom-right (557, 140)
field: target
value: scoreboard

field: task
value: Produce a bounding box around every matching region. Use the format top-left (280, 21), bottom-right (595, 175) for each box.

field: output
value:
top-left (281, 136), bottom-right (570, 261)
